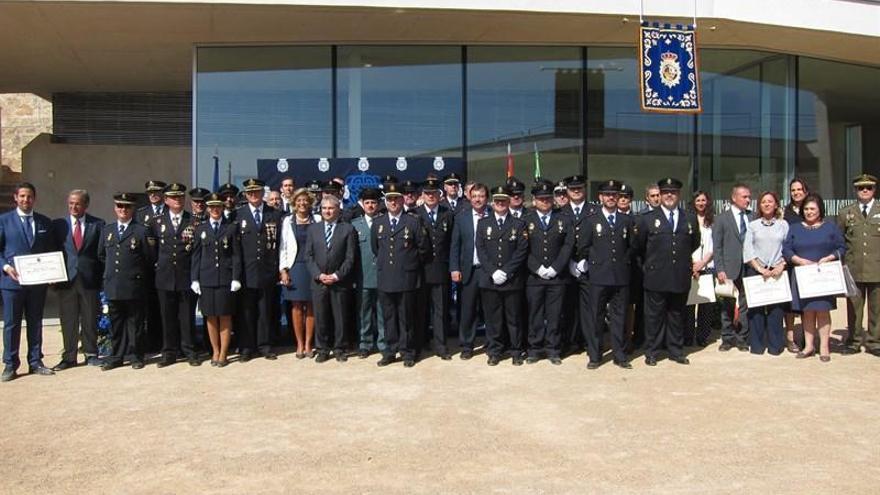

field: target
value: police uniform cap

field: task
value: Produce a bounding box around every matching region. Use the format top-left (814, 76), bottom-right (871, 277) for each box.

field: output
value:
top-left (189, 187), bottom-right (210, 201)
top-left (163, 182), bottom-right (187, 197)
top-left (491, 185), bottom-right (512, 201)
top-left (145, 180), bottom-right (167, 193)
top-left (531, 180), bottom-right (555, 198)
top-left (657, 177), bottom-right (683, 192)
top-left (384, 182), bottom-right (403, 198)
top-left (443, 173), bottom-right (462, 184)
top-left (619, 183), bottom-right (634, 198)
top-left (359, 187), bottom-right (381, 201)
top-left (564, 175), bottom-right (586, 188)
top-left (597, 180), bottom-right (621, 194)
top-left (205, 193), bottom-right (225, 206)
top-left (113, 192), bottom-right (137, 205)
top-left (506, 177), bottom-right (526, 195)
top-left (322, 181), bottom-right (342, 194)
top-left (381, 175), bottom-right (399, 186)
top-left (852, 174), bottom-right (878, 187)
top-left (242, 178), bottom-right (265, 192)
top-left (217, 183), bottom-right (239, 197)
top-left (554, 181), bottom-right (567, 194)
top-left (401, 180), bottom-right (419, 194)
top-left (422, 178), bottom-right (442, 192)
top-left (305, 179), bottom-right (322, 193)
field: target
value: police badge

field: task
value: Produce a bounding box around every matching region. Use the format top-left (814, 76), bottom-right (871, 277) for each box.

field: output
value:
top-left (433, 156), bottom-right (445, 171)
top-left (528, 222), bottom-right (535, 232)
top-left (160, 224), bottom-right (166, 233)
top-left (486, 227), bottom-right (492, 237)
top-left (596, 223), bottom-right (602, 234)
top-left (201, 231), bottom-right (207, 240)
top-left (396, 156), bottom-right (408, 172)
top-left (378, 224), bottom-right (384, 234)
top-left (317, 157), bottom-right (330, 172)
top-left (654, 219), bottom-right (661, 229)
top-left (241, 219), bottom-right (247, 230)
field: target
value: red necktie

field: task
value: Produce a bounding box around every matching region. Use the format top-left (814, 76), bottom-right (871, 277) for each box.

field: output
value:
top-left (73, 219), bottom-right (83, 251)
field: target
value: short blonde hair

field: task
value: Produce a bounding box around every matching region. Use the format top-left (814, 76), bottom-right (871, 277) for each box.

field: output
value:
top-left (290, 187), bottom-right (314, 207)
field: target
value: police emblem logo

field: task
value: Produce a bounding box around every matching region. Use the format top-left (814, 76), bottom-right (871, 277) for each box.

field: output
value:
top-left (596, 223), bottom-right (602, 234)
top-left (378, 224), bottom-right (384, 234)
top-left (277, 158), bottom-right (289, 173)
top-left (357, 157), bottom-right (370, 172)
top-left (201, 231), bottom-right (207, 239)
top-left (688, 223), bottom-right (693, 234)
top-left (659, 52), bottom-right (682, 88)
top-left (486, 226), bottom-right (492, 237)
top-left (528, 222), bottom-right (535, 232)
top-left (654, 219), bottom-right (661, 228)
top-left (241, 219), bottom-right (247, 229)
top-left (396, 157), bottom-right (408, 172)
top-left (107, 232), bottom-right (113, 241)
top-left (160, 224), bottom-right (166, 233)
top-left (317, 157), bottom-right (330, 172)
top-left (433, 156), bottom-right (445, 171)
top-left (144, 214), bottom-right (150, 223)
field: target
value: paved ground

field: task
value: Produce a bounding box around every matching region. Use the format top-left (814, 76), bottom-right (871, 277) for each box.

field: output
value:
top-left (2, 304), bottom-right (880, 494)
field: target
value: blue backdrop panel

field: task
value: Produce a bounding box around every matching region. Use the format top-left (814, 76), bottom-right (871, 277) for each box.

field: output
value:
top-left (257, 157), bottom-right (465, 207)
top-left (639, 22), bottom-right (702, 114)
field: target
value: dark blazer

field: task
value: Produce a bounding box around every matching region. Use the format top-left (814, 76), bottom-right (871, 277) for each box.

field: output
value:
top-left (634, 207), bottom-right (701, 294)
top-left (305, 220), bottom-right (357, 289)
top-left (559, 202), bottom-right (599, 280)
top-left (476, 215), bottom-right (528, 291)
top-left (191, 220), bottom-right (241, 288)
top-left (151, 211), bottom-right (195, 291)
top-left (235, 204), bottom-right (282, 289)
top-left (440, 196), bottom-right (470, 216)
top-left (52, 213), bottom-right (105, 290)
top-left (449, 207), bottom-right (484, 284)
top-left (98, 221), bottom-right (156, 300)
top-left (579, 210), bottom-right (635, 286)
top-left (371, 213), bottom-right (429, 292)
top-left (0, 209), bottom-right (55, 290)
top-left (523, 210), bottom-right (573, 286)
top-left (415, 204), bottom-right (454, 285)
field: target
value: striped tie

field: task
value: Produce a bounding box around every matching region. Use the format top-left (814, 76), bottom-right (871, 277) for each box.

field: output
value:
top-left (325, 223), bottom-right (333, 248)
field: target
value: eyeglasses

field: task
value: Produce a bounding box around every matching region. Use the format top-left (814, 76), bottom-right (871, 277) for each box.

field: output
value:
top-left (857, 185), bottom-right (875, 191)
top-left (115, 204), bottom-right (133, 209)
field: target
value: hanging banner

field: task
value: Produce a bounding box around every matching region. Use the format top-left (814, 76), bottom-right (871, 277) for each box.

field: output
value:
top-left (638, 22), bottom-right (702, 114)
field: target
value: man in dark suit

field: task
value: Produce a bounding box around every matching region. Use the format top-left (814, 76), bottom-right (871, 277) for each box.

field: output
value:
top-left (372, 183), bottom-right (429, 367)
top-left (235, 178), bottom-right (281, 361)
top-left (152, 183), bottom-right (200, 367)
top-left (559, 175), bottom-right (598, 355)
top-left (477, 185), bottom-right (529, 366)
top-left (98, 193), bottom-right (157, 371)
top-left (633, 178), bottom-right (701, 366)
top-left (305, 194), bottom-right (356, 362)
top-left (0, 182), bottom-right (57, 382)
top-left (135, 179), bottom-right (166, 353)
top-left (522, 180), bottom-right (573, 365)
top-left (440, 173), bottom-right (469, 215)
top-left (415, 178), bottom-right (454, 360)
top-left (52, 189), bottom-right (105, 370)
top-left (713, 183), bottom-right (753, 351)
top-left (450, 183), bottom-right (489, 359)
top-left (580, 180), bottom-right (635, 369)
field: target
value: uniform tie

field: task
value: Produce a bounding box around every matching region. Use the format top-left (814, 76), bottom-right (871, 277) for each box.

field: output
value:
top-left (863, 204), bottom-right (868, 218)
top-left (391, 217), bottom-right (398, 230)
top-left (668, 210), bottom-right (675, 230)
top-left (608, 214), bottom-right (615, 229)
top-left (212, 222), bottom-right (219, 235)
top-left (22, 216), bottom-right (33, 247)
top-left (118, 224), bottom-right (126, 237)
top-left (541, 215), bottom-right (549, 230)
top-left (574, 206), bottom-right (581, 217)
top-left (739, 211), bottom-right (747, 236)
top-left (428, 210), bottom-right (435, 225)
top-left (73, 218), bottom-right (83, 251)
top-left (497, 217), bottom-right (504, 228)
top-left (254, 209), bottom-right (262, 228)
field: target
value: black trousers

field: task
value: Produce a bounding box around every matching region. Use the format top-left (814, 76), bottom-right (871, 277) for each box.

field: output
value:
top-left (57, 277), bottom-right (100, 363)
top-left (313, 285), bottom-right (351, 353)
top-left (240, 287), bottom-right (274, 356)
top-left (380, 290), bottom-right (417, 360)
top-left (481, 289), bottom-right (524, 358)
top-left (577, 280), bottom-right (594, 353)
top-left (157, 289), bottom-right (196, 359)
top-left (144, 278), bottom-right (162, 353)
top-left (418, 282), bottom-right (450, 354)
top-left (457, 274), bottom-right (482, 351)
top-left (644, 290), bottom-right (687, 359)
top-left (526, 284), bottom-right (565, 358)
top-left (106, 299), bottom-right (145, 366)
top-left (586, 284), bottom-right (629, 363)
top-left (562, 281), bottom-right (581, 351)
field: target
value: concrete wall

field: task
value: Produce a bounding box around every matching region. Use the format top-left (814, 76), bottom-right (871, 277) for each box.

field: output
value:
top-left (21, 134), bottom-right (190, 221)
top-left (1, 93), bottom-right (51, 174)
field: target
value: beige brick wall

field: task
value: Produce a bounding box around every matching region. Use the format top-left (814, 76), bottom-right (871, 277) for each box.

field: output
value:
top-left (1, 93), bottom-right (53, 175)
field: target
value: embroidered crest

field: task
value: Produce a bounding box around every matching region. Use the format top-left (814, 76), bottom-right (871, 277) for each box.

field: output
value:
top-left (659, 52), bottom-right (682, 89)
top-left (277, 158), bottom-right (289, 173)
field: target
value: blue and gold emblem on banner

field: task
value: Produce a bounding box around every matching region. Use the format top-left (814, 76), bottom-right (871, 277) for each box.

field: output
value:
top-left (639, 22), bottom-right (701, 114)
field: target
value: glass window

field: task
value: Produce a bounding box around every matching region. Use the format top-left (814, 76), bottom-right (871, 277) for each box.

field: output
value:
top-left (195, 46), bottom-right (332, 187)
top-left (798, 58), bottom-right (880, 199)
top-left (587, 47), bottom-right (693, 200)
top-left (336, 46), bottom-right (462, 159)
top-left (466, 46), bottom-right (582, 189)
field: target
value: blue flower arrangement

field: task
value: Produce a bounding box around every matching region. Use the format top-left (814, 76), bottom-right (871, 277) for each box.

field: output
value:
top-left (96, 291), bottom-right (112, 357)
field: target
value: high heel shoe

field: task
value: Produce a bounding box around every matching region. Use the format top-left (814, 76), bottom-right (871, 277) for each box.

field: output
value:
top-left (819, 355), bottom-right (831, 362)
top-left (295, 352), bottom-right (306, 359)
top-left (796, 349), bottom-right (815, 359)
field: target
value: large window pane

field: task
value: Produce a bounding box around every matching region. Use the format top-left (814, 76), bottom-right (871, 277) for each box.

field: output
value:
top-left (587, 47), bottom-right (692, 199)
top-left (467, 46), bottom-right (582, 188)
top-left (336, 46), bottom-right (462, 158)
top-left (195, 46), bottom-right (332, 186)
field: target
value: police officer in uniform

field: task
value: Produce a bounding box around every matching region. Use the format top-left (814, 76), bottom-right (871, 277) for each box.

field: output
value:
top-left (634, 178), bottom-right (701, 366)
top-left (218, 183), bottom-right (239, 222)
top-left (98, 193), bottom-right (157, 370)
top-left (235, 178), bottom-right (281, 361)
top-left (415, 178), bottom-right (454, 360)
top-left (477, 185), bottom-right (529, 366)
top-left (136, 180), bottom-right (166, 353)
top-left (189, 187), bottom-right (211, 226)
top-left (152, 183), bottom-right (200, 367)
top-left (372, 183), bottom-right (429, 367)
top-left (440, 173), bottom-right (469, 215)
top-left (136, 180), bottom-right (167, 225)
top-left (522, 180), bottom-right (573, 365)
top-left (559, 175), bottom-right (598, 354)
top-left (580, 180), bottom-right (635, 369)
top-left (506, 177), bottom-right (530, 219)
top-left (837, 173), bottom-right (880, 356)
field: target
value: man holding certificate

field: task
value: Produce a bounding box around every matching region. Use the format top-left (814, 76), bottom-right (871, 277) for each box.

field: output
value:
top-left (0, 182), bottom-right (57, 382)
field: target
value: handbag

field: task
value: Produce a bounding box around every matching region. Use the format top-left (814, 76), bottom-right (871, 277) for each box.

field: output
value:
top-left (842, 265), bottom-right (860, 298)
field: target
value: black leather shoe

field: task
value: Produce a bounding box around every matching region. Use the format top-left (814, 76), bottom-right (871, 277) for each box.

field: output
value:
top-left (670, 356), bottom-right (690, 365)
top-left (335, 353), bottom-right (348, 363)
top-left (549, 356), bottom-right (563, 366)
top-left (377, 355), bottom-right (395, 367)
top-left (869, 349), bottom-right (880, 357)
top-left (29, 365), bottom-right (55, 376)
top-left (239, 353), bottom-right (253, 363)
top-left (315, 353), bottom-right (330, 363)
top-left (52, 360), bottom-right (76, 371)
top-left (439, 353), bottom-right (452, 361)
top-left (403, 359), bottom-right (416, 368)
top-left (1, 368), bottom-right (16, 382)
top-left (511, 356), bottom-right (524, 366)
top-left (263, 352), bottom-right (278, 360)
top-left (526, 356), bottom-right (540, 364)
top-left (156, 358), bottom-right (176, 368)
top-left (101, 362), bottom-right (121, 372)
top-left (460, 350), bottom-right (474, 360)
top-left (586, 361), bottom-right (600, 370)
top-left (86, 357), bottom-right (103, 367)
top-left (645, 356), bottom-right (658, 366)
top-left (188, 358), bottom-right (202, 367)
top-left (131, 362), bottom-right (145, 370)
top-left (840, 347), bottom-right (860, 355)
top-left (216, 359), bottom-right (229, 368)
top-left (718, 343), bottom-right (733, 352)
top-left (736, 343), bottom-right (749, 352)
top-left (358, 350), bottom-right (370, 359)
top-left (614, 360), bottom-right (633, 369)
top-left (487, 356), bottom-right (500, 366)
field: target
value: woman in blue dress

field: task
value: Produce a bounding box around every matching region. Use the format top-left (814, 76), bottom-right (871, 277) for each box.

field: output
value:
top-left (782, 193), bottom-right (845, 362)
top-left (279, 188), bottom-right (315, 359)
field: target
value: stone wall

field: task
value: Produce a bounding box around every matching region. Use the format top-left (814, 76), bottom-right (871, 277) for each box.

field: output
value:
top-left (0, 93), bottom-right (52, 176)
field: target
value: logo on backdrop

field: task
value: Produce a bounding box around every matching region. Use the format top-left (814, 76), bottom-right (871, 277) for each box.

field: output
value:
top-left (433, 156), bottom-right (445, 171)
top-left (639, 22), bottom-right (702, 114)
top-left (276, 158), bottom-right (289, 173)
top-left (396, 157), bottom-right (408, 172)
top-left (357, 157), bottom-right (370, 172)
top-left (317, 157), bottom-right (330, 172)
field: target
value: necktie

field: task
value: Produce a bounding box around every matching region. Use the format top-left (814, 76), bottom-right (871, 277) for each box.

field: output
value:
top-left (512, 210), bottom-right (519, 218)
top-left (212, 222), bottom-right (219, 235)
top-left (608, 214), bottom-right (615, 229)
top-left (154, 206), bottom-right (161, 216)
top-left (73, 218), bottom-right (83, 251)
top-left (172, 216), bottom-right (180, 231)
top-left (863, 204), bottom-right (868, 218)
top-left (118, 224), bottom-right (125, 237)
top-left (391, 218), bottom-right (398, 230)
top-left (541, 215), bottom-right (549, 230)
top-left (497, 217), bottom-right (504, 228)
top-left (739, 211), bottom-right (747, 236)
top-left (429, 210), bottom-right (435, 225)
top-left (325, 223), bottom-right (333, 248)
top-left (23, 216), bottom-right (33, 247)
top-left (574, 206), bottom-right (581, 217)
top-left (450, 200), bottom-right (456, 210)
top-left (254, 209), bottom-right (262, 227)
top-left (668, 211), bottom-right (675, 230)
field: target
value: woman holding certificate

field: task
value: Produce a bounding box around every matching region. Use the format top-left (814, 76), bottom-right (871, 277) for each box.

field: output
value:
top-left (743, 192), bottom-right (789, 355)
top-left (783, 194), bottom-right (845, 362)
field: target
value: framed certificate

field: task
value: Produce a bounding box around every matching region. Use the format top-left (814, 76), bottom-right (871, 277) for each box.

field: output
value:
top-left (743, 272), bottom-right (792, 308)
top-left (687, 273), bottom-right (716, 305)
top-left (13, 251), bottom-right (68, 285)
top-left (794, 260), bottom-right (846, 299)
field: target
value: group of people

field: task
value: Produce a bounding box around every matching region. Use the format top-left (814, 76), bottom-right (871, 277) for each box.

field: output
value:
top-left (1, 169), bottom-right (878, 382)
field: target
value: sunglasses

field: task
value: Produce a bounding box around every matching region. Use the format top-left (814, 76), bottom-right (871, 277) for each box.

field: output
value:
top-left (857, 185), bottom-right (875, 191)
top-left (115, 204), bottom-right (133, 209)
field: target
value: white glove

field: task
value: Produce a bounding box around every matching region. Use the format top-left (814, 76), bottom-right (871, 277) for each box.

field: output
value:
top-left (230, 280), bottom-right (242, 292)
top-left (491, 270), bottom-right (507, 285)
top-left (190, 281), bottom-right (201, 295)
top-left (577, 259), bottom-right (587, 274)
top-left (568, 260), bottom-right (580, 278)
top-left (545, 266), bottom-right (557, 279)
top-left (536, 265), bottom-right (547, 278)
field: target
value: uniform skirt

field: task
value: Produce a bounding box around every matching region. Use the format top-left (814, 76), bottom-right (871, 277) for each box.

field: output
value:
top-left (199, 286), bottom-right (235, 317)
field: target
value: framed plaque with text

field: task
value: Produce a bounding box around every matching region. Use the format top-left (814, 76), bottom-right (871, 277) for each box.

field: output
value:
top-left (13, 251), bottom-right (68, 285)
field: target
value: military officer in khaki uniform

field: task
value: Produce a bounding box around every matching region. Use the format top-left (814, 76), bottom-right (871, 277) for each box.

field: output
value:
top-left (837, 173), bottom-right (880, 356)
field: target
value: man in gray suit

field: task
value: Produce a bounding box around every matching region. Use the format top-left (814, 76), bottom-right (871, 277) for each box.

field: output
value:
top-left (712, 183), bottom-right (752, 351)
top-left (305, 195), bottom-right (357, 363)
top-left (351, 188), bottom-right (386, 359)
